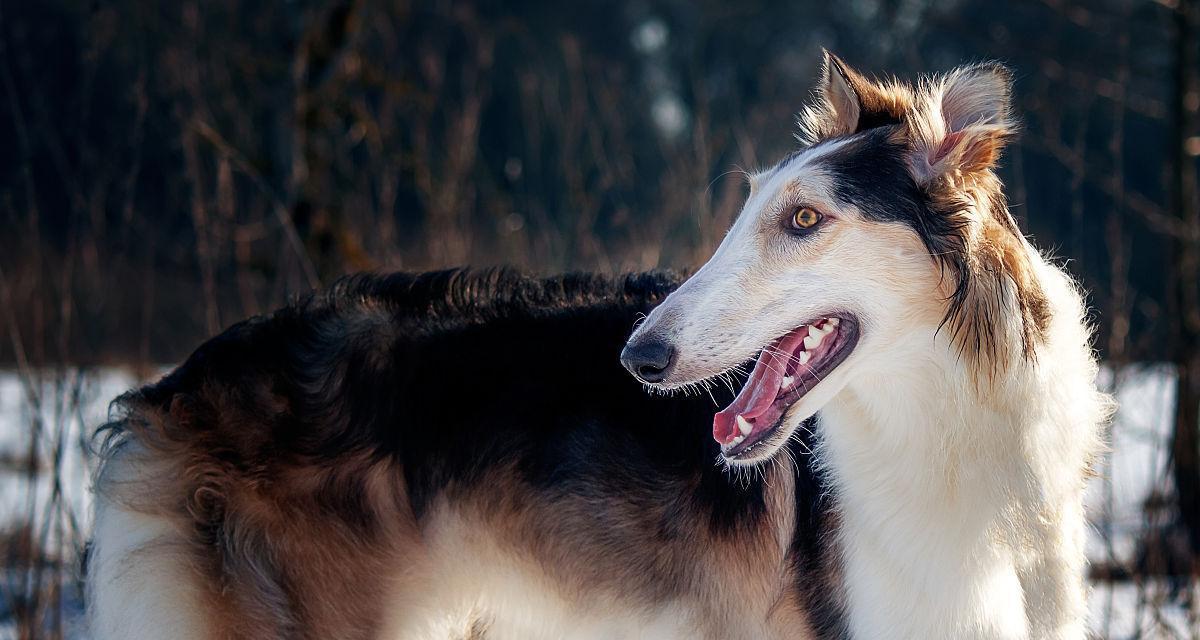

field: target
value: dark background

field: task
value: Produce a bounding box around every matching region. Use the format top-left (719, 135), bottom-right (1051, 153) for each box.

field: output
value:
top-left (1, 0), bottom-right (1199, 637)
top-left (1, 0), bottom-right (1192, 365)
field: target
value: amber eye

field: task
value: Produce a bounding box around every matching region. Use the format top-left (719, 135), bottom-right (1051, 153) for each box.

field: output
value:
top-left (791, 207), bottom-right (823, 230)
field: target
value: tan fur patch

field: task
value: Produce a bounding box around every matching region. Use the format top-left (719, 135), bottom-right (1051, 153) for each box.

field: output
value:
top-left (926, 174), bottom-right (1051, 382)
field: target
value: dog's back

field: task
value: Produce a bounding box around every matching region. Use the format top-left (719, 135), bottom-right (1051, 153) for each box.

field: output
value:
top-left (87, 269), bottom-right (839, 639)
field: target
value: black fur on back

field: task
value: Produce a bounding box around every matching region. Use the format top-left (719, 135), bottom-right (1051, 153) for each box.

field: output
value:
top-left (98, 268), bottom-right (844, 637)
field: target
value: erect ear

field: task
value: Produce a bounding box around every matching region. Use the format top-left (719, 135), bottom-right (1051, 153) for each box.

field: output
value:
top-left (908, 63), bottom-right (1015, 183)
top-left (820, 52), bottom-right (863, 136)
top-left (798, 51), bottom-right (908, 144)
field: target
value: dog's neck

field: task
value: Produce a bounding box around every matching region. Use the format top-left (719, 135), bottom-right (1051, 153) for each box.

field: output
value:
top-left (817, 333), bottom-right (1058, 638)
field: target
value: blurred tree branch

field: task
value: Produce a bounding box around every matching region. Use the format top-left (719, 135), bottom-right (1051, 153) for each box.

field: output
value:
top-left (1168, 0), bottom-right (1200, 569)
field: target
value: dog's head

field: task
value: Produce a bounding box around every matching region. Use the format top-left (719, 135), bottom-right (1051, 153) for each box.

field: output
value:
top-left (622, 53), bottom-right (1050, 465)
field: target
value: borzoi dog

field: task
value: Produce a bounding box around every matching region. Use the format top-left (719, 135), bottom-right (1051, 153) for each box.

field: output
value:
top-left (87, 55), bottom-right (1109, 639)
top-left (89, 270), bottom-right (839, 639)
top-left (623, 53), bottom-right (1111, 638)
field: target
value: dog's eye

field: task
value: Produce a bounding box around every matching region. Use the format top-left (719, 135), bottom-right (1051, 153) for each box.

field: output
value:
top-left (790, 207), bottom-right (823, 231)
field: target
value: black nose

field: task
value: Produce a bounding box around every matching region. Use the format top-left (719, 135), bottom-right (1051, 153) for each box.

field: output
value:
top-left (620, 338), bottom-right (674, 383)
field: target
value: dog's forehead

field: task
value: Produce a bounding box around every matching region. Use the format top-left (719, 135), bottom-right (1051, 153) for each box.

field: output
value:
top-left (747, 138), bottom-right (854, 210)
top-left (748, 129), bottom-right (922, 225)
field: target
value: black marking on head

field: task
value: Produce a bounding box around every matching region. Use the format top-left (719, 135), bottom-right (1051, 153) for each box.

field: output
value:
top-left (818, 129), bottom-right (978, 353)
top-left (821, 129), bottom-right (970, 270)
top-left (772, 137), bottom-right (841, 177)
top-left (819, 128), bottom-right (926, 225)
top-left (776, 97), bottom-right (905, 179)
top-left (856, 108), bottom-right (903, 133)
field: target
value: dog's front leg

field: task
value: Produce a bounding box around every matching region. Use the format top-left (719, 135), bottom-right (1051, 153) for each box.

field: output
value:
top-left (1016, 501), bottom-right (1090, 640)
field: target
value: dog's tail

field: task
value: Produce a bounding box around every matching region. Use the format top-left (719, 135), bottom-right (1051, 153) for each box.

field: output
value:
top-left (86, 308), bottom-right (307, 639)
top-left (87, 434), bottom-right (214, 640)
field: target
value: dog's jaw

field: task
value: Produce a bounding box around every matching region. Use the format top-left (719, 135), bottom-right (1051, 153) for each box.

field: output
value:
top-left (715, 314), bottom-right (860, 462)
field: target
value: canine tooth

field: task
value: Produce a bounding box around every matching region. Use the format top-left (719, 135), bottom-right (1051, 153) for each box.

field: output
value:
top-left (803, 334), bottom-right (822, 350)
top-left (798, 351), bottom-right (811, 366)
top-left (736, 415), bottom-right (753, 436)
top-left (781, 375), bottom-right (795, 388)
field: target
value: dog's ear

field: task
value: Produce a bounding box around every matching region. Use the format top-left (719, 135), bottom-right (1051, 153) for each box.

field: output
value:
top-left (911, 64), bottom-right (1047, 382)
top-left (798, 51), bottom-right (909, 144)
top-left (907, 63), bottom-right (1014, 183)
top-left (820, 52), bottom-right (863, 136)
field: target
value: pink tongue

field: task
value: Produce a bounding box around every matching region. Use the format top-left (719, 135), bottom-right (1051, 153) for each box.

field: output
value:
top-left (713, 327), bottom-right (809, 445)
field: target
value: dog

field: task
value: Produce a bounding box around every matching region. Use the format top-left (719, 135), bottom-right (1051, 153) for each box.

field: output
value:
top-left (623, 52), bottom-right (1112, 638)
top-left (86, 269), bottom-right (843, 639)
top-left (87, 54), bottom-right (1110, 639)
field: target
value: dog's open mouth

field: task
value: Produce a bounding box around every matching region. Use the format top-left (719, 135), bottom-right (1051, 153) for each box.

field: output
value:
top-left (714, 315), bottom-right (860, 459)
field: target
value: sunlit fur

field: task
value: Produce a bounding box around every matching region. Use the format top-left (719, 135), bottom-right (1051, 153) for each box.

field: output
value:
top-left (626, 53), bottom-right (1113, 638)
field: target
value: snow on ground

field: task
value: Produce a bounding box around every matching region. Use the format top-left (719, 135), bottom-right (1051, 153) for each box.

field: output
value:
top-left (0, 370), bottom-right (139, 547)
top-left (1087, 365), bottom-right (1179, 564)
top-left (0, 365), bottom-right (1194, 637)
top-left (1091, 580), bottom-right (1197, 639)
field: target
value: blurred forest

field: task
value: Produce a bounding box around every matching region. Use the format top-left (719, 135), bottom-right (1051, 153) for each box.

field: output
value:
top-left (2, 0), bottom-right (1200, 637)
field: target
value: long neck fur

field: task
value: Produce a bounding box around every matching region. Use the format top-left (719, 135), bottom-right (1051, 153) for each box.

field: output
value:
top-left (817, 253), bottom-right (1108, 640)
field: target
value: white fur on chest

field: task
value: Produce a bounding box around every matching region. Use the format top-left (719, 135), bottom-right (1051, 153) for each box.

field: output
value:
top-left (819, 388), bottom-right (1029, 639)
top-left (815, 267), bottom-right (1104, 640)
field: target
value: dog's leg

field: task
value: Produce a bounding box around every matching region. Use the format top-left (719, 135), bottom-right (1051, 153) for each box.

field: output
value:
top-left (1016, 500), bottom-right (1089, 640)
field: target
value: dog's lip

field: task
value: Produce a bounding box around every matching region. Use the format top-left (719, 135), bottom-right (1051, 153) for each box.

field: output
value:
top-left (716, 314), bottom-right (860, 459)
top-left (720, 414), bottom-right (788, 461)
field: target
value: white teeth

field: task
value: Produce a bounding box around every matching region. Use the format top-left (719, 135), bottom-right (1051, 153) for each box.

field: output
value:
top-left (827, 317), bottom-right (840, 327)
top-left (736, 415), bottom-right (753, 436)
top-left (798, 351), bottom-right (811, 366)
top-left (781, 375), bottom-right (795, 388)
top-left (730, 433), bottom-right (746, 446)
top-left (803, 334), bottom-right (822, 350)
